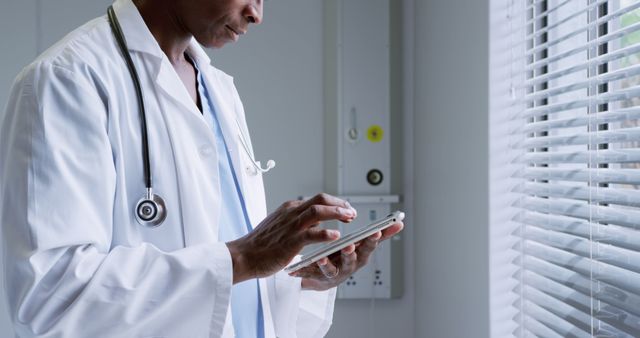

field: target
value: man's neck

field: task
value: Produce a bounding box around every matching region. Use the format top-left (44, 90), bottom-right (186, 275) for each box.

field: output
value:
top-left (132, 0), bottom-right (200, 107)
top-left (133, 0), bottom-right (191, 65)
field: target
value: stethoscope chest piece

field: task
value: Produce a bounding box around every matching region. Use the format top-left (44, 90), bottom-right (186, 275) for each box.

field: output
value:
top-left (135, 190), bottom-right (167, 227)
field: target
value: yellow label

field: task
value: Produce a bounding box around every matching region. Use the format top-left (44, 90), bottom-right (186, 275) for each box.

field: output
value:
top-left (367, 125), bottom-right (384, 143)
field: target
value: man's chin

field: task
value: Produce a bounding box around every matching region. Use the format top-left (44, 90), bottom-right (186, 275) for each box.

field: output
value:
top-left (195, 36), bottom-right (228, 49)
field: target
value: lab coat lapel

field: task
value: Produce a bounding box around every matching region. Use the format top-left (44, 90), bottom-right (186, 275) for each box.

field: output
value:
top-left (113, 0), bottom-right (205, 120)
top-left (113, 0), bottom-right (224, 249)
top-left (155, 60), bottom-right (203, 119)
top-left (154, 60), bottom-right (226, 248)
top-left (112, 0), bottom-right (162, 57)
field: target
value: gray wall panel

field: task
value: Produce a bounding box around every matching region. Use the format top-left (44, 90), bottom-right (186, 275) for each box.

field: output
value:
top-left (414, 0), bottom-right (490, 337)
top-left (38, 0), bottom-right (112, 53)
top-left (0, 0), bottom-right (37, 111)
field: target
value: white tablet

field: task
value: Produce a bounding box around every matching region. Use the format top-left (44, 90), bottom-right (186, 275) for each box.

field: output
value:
top-left (284, 210), bottom-right (405, 273)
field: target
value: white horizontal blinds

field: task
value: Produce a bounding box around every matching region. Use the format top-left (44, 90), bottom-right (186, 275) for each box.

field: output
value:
top-left (508, 0), bottom-right (640, 337)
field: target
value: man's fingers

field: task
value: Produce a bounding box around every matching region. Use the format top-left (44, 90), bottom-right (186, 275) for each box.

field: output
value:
top-left (302, 227), bottom-right (341, 244)
top-left (341, 243), bottom-right (356, 255)
top-left (380, 222), bottom-right (404, 241)
top-left (279, 200), bottom-right (303, 210)
top-left (297, 204), bottom-right (356, 228)
top-left (318, 259), bottom-right (340, 279)
top-left (299, 193), bottom-right (346, 209)
top-left (369, 231), bottom-right (383, 241)
top-left (358, 233), bottom-right (379, 256)
top-left (340, 245), bottom-right (357, 270)
top-left (354, 232), bottom-right (381, 267)
top-left (297, 193), bottom-right (357, 216)
top-left (288, 265), bottom-right (318, 279)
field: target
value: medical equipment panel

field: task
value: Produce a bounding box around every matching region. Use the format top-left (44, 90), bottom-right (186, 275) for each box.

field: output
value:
top-left (323, 0), bottom-right (402, 299)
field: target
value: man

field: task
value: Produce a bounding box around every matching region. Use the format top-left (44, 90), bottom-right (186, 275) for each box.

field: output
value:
top-left (0, 0), bottom-right (403, 337)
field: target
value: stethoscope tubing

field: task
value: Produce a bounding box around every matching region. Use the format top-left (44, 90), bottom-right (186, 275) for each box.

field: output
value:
top-left (108, 6), bottom-right (167, 227)
top-left (107, 6), bottom-right (153, 190)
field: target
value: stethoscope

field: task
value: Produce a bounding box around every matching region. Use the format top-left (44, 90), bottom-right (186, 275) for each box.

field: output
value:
top-left (107, 6), bottom-right (275, 228)
top-left (235, 119), bottom-right (276, 175)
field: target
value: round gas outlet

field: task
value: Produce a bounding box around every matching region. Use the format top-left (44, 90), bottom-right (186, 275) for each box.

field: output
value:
top-left (366, 169), bottom-right (384, 186)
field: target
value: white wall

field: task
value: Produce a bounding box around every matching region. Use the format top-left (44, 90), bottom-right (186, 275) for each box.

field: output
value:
top-left (413, 0), bottom-right (490, 337)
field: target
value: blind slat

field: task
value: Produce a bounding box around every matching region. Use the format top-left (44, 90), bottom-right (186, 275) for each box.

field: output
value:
top-left (524, 63), bottom-right (640, 104)
top-left (522, 315), bottom-right (565, 338)
top-left (525, 2), bottom-right (640, 62)
top-left (516, 149), bottom-right (640, 164)
top-left (514, 127), bottom-right (640, 149)
top-left (520, 270), bottom-right (640, 336)
top-left (522, 35), bottom-right (640, 89)
top-left (524, 0), bottom-right (573, 24)
top-left (515, 167), bottom-right (640, 185)
top-left (521, 86), bottom-right (640, 120)
top-left (522, 225), bottom-right (640, 275)
top-left (523, 255), bottom-right (640, 318)
top-left (521, 286), bottom-right (592, 333)
top-left (515, 196), bottom-right (640, 228)
top-left (515, 181), bottom-right (640, 208)
top-left (520, 271), bottom-right (591, 314)
top-left (521, 240), bottom-right (640, 296)
top-left (514, 107), bottom-right (640, 135)
top-left (518, 211), bottom-right (640, 252)
top-left (522, 300), bottom-right (592, 338)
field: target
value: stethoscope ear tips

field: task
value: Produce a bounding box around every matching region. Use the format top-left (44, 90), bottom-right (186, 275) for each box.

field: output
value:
top-left (245, 159), bottom-right (276, 176)
top-left (266, 160), bottom-right (276, 170)
top-left (135, 192), bottom-right (167, 227)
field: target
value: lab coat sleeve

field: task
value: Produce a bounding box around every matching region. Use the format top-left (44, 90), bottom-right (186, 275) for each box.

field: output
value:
top-left (268, 263), bottom-right (337, 338)
top-left (0, 62), bottom-right (232, 337)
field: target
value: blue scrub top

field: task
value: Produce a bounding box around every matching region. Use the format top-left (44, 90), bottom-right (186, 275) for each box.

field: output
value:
top-left (191, 57), bottom-right (264, 338)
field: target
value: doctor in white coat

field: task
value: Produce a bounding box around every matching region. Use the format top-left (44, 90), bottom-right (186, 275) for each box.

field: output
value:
top-left (0, 0), bottom-right (403, 337)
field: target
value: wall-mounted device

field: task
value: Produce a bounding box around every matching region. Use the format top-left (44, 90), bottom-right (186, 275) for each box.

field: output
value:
top-left (323, 0), bottom-right (402, 299)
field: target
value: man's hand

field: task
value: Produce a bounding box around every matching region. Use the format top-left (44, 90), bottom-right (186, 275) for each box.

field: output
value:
top-left (225, 193), bottom-right (357, 284)
top-left (288, 222), bottom-right (404, 291)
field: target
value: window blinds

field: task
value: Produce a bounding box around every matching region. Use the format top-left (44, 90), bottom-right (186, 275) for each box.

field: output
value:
top-left (491, 1), bottom-right (640, 337)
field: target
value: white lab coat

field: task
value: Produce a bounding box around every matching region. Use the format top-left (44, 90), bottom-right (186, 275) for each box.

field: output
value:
top-left (0, 0), bottom-right (336, 337)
